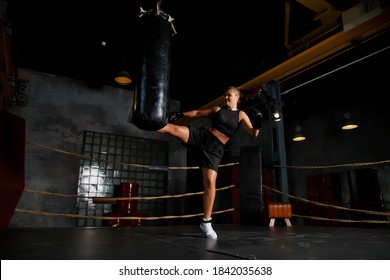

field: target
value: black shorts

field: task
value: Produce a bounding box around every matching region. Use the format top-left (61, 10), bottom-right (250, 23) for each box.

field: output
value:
top-left (187, 126), bottom-right (225, 172)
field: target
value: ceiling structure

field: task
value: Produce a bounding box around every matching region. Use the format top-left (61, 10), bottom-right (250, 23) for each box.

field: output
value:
top-left (9, 0), bottom-right (286, 111)
top-left (201, 1), bottom-right (390, 121)
top-left (7, 0), bottom-right (390, 118)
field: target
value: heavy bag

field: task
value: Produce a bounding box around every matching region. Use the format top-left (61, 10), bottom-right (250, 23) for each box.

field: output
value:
top-left (131, 9), bottom-right (175, 131)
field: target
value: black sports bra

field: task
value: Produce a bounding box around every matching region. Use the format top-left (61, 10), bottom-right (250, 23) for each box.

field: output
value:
top-left (211, 106), bottom-right (240, 138)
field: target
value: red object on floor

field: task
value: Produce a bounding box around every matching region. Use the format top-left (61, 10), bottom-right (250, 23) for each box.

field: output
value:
top-left (103, 182), bottom-right (146, 227)
top-left (116, 182), bottom-right (139, 214)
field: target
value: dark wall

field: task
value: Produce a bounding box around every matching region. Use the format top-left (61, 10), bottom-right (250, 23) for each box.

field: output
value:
top-left (7, 69), bottom-right (187, 227)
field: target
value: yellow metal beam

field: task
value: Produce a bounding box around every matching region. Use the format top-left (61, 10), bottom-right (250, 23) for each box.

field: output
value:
top-left (198, 5), bottom-right (390, 110)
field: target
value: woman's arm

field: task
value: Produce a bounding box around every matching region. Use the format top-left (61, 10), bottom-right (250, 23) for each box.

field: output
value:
top-left (239, 111), bottom-right (260, 137)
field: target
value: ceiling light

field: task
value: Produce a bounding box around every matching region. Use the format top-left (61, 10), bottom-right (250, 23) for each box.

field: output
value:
top-left (342, 112), bottom-right (358, 130)
top-left (293, 125), bottom-right (306, 142)
top-left (114, 70), bottom-right (132, 86)
top-left (272, 104), bottom-right (282, 122)
top-left (342, 120), bottom-right (358, 130)
top-left (273, 111), bottom-right (281, 122)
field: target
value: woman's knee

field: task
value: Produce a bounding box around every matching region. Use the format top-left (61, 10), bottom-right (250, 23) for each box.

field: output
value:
top-left (157, 123), bottom-right (170, 133)
top-left (203, 177), bottom-right (216, 190)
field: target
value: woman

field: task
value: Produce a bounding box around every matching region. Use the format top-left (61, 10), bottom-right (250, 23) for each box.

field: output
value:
top-left (157, 86), bottom-right (262, 239)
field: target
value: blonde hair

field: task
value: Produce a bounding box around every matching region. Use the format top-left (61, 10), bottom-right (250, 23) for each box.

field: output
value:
top-left (226, 86), bottom-right (241, 96)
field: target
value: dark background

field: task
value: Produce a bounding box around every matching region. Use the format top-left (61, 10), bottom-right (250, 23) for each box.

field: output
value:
top-left (8, 0), bottom-right (388, 115)
top-left (9, 0), bottom-right (294, 110)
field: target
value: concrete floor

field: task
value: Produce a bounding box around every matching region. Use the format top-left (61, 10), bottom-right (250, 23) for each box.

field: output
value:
top-left (1, 224), bottom-right (390, 260)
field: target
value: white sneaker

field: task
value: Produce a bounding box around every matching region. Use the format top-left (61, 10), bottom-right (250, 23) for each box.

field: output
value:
top-left (200, 219), bottom-right (218, 239)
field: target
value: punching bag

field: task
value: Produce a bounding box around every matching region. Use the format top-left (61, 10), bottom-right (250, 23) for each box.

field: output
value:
top-left (131, 7), bottom-right (175, 131)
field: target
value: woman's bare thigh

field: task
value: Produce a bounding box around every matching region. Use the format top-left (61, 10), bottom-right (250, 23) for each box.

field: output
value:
top-left (160, 123), bottom-right (190, 143)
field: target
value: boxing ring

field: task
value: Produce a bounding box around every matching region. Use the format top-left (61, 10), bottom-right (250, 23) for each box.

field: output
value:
top-left (2, 138), bottom-right (390, 260)
top-left (2, 2), bottom-right (390, 263)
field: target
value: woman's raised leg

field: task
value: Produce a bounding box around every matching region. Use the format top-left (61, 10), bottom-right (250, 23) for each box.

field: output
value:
top-left (157, 123), bottom-right (190, 143)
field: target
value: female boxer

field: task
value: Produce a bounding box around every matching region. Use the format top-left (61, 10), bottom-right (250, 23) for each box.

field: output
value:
top-left (157, 86), bottom-right (262, 239)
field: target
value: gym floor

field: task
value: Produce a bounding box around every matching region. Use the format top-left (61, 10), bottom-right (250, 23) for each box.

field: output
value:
top-left (1, 224), bottom-right (389, 260)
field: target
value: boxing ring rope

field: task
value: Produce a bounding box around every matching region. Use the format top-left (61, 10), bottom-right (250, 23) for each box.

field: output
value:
top-left (22, 184), bottom-right (235, 201)
top-left (26, 140), bottom-right (238, 170)
top-left (26, 140), bottom-right (390, 170)
top-left (19, 184), bottom-right (236, 221)
top-left (274, 160), bottom-right (390, 169)
top-left (14, 208), bottom-right (235, 221)
top-left (17, 184), bottom-right (390, 224)
top-left (16, 140), bottom-right (390, 224)
top-left (262, 185), bottom-right (390, 224)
